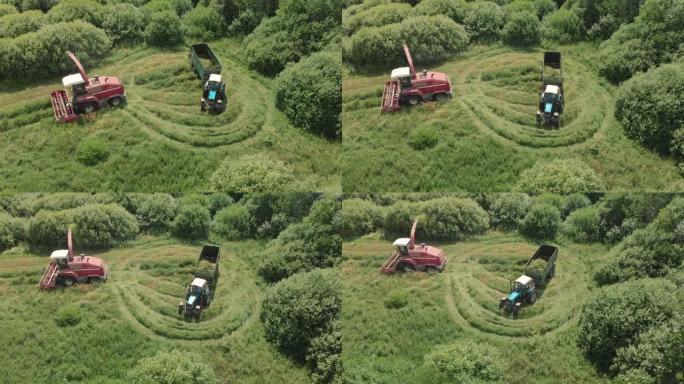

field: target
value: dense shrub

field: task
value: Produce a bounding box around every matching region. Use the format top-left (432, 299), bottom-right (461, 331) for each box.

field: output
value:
top-left (384, 290), bottom-right (409, 309)
top-left (383, 201), bottom-right (421, 238)
top-left (534, 193), bottom-right (564, 211)
top-left (170, 204), bottom-right (210, 240)
top-left (212, 205), bottom-right (255, 240)
top-left (341, 198), bottom-right (383, 237)
top-left (240, 193), bottom-right (318, 238)
top-left (463, 1), bottom-right (504, 42)
top-left (0, 213), bottom-right (24, 252)
top-left (210, 153), bottom-right (295, 193)
top-left (505, 0), bottom-right (555, 19)
top-left (614, 62), bottom-right (684, 155)
top-left (613, 369), bottom-right (656, 384)
top-left (344, 3), bottom-right (411, 34)
top-left (542, 8), bottom-right (584, 43)
top-left (413, 0), bottom-right (468, 23)
top-left (0, 10), bottom-right (44, 38)
top-left (125, 194), bottom-right (178, 232)
top-left (76, 138), bottom-right (109, 166)
top-left (129, 350), bottom-right (218, 384)
top-left (144, 0), bottom-right (192, 16)
top-left (567, 0), bottom-right (646, 39)
top-left (408, 125), bottom-right (439, 150)
top-left (261, 269), bottom-right (341, 361)
top-left (561, 193), bottom-right (591, 217)
top-left (502, 11), bottom-right (541, 47)
top-left (595, 193), bottom-right (673, 243)
top-left (519, 204), bottom-right (561, 239)
top-left (0, 21), bottom-right (111, 81)
top-left (577, 278), bottom-right (677, 371)
top-left (29, 194), bottom-right (116, 215)
top-left (274, 51), bottom-right (341, 138)
top-left (54, 305), bottom-right (82, 327)
top-left (0, 4), bottom-right (16, 16)
top-left (145, 11), bottom-right (183, 47)
top-left (46, 0), bottom-right (104, 26)
top-left (306, 324), bottom-right (343, 384)
top-left (418, 198), bottom-right (490, 240)
top-left (27, 209), bottom-right (74, 248)
top-left (345, 15), bottom-right (469, 67)
top-left (517, 159), bottom-right (604, 193)
top-left (561, 206), bottom-right (600, 242)
top-left (182, 5), bottom-right (225, 40)
top-left (488, 193), bottom-right (532, 229)
top-left (425, 341), bottom-right (506, 382)
top-left (70, 204), bottom-right (139, 248)
top-left (102, 3), bottom-right (146, 44)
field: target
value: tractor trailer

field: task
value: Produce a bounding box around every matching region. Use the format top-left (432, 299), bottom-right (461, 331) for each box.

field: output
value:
top-left (499, 245), bottom-right (558, 316)
top-left (178, 245), bottom-right (220, 321)
top-left (536, 51), bottom-right (564, 128)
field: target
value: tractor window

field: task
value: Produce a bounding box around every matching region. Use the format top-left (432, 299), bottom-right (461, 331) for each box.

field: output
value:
top-left (396, 245), bottom-right (408, 254)
top-left (56, 258), bottom-right (68, 269)
top-left (399, 77), bottom-right (411, 89)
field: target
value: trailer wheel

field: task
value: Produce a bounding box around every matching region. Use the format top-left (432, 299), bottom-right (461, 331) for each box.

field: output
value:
top-left (83, 103), bottom-right (98, 114)
top-left (109, 97), bottom-right (123, 107)
top-left (88, 277), bottom-right (101, 285)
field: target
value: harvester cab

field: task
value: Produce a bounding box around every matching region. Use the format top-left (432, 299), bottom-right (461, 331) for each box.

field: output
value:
top-left (381, 44), bottom-right (452, 112)
top-left (536, 51), bottom-right (564, 128)
top-left (380, 219), bottom-right (447, 273)
top-left (201, 73), bottom-right (227, 113)
top-left (499, 275), bottom-right (537, 316)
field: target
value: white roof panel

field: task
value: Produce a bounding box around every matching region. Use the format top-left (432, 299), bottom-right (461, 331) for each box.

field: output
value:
top-left (209, 73), bottom-right (222, 82)
top-left (62, 73), bottom-right (85, 87)
top-left (544, 84), bottom-right (560, 94)
top-left (191, 277), bottom-right (207, 288)
top-left (50, 250), bottom-right (69, 259)
top-left (515, 275), bottom-right (533, 285)
top-left (393, 238), bottom-right (411, 247)
top-left (391, 67), bottom-right (411, 79)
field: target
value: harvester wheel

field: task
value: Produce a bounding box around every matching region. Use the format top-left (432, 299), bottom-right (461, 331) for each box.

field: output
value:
top-left (88, 277), bottom-right (101, 285)
top-left (407, 96), bottom-right (421, 106)
top-left (61, 277), bottom-right (76, 287)
top-left (398, 263), bottom-right (415, 273)
top-left (109, 97), bottom-right (123, 107)
top-left (83, 103), bottom-right (98, 114)
top-left (434, 93), bottom-right (447, 102)
top-left (426, 266), bottom-right (437, 274)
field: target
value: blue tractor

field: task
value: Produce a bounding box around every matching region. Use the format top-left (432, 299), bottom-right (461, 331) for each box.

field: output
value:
top-left (499, 275), bottom-right (537, 317)
top-left (499, 245), bottom-right (558, 317)
top-left (201, 74), bottom-right (227, 114)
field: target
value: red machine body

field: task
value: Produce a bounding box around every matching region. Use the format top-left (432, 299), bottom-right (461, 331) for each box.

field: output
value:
top-left (38, 229), bottom-right (108, 289)
top-left (380, 219), bottom-right (447, 273)
top-left (50, 51), bottom-right (126, 123)
top-left (381, 44), bottom-right (452, 112)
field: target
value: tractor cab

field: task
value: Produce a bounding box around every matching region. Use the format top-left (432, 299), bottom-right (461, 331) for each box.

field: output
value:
top-left (50, 249), bottom-right (70, 269)
top-left (179, 277), bottom-right (211, 320)
top-left (393, 237), bottom-right (411, 254)
top-left (391, 67), bottom-right (412, 89)
top-left (540, 85), bottom-right (562, 112)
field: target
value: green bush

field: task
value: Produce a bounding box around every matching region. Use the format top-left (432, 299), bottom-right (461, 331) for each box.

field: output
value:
top-left (561, 206), bottom-right (600, 242)
top-left (488, 193), bottom-right (532, 229)
top-left (144, 0), bottom-right (192, 17)
top-left (561, 193), bottom-right (591, 217)
top-left (517, 159), bottom-right (604, 193)
top-left (27, 210), bottom-right (70, 248)
top-left (502, 11), bottom-right (541, 47)
top-left (382, 201), bottom-right (420, 238)
top-left (425, 341), bottom-right (506, 382)
top-left (129, 350), bottom-right (218, 384)
top-left (408, 125), bottom-right (439, 150)
top-left (418, 197), bottom-right (490, 240)
top-left (577, 278), bottom-right (677, 371)
top-left (614, 62), bottom-right (684, 155)
top-left (341, 198), bottom-right (383, 237)
top-left (103, 3), bottom-right (146, 44)
top-left (384, 290), bottom-right (409, 309)
top-left (76, 138), bottom-right (109, 166)
top-left (170, 204), bottom-right (210, 240)
top-left (345, 15), bottom-right (469, 67)
top-left (46, 0), bottom-right (104, 27)
top-left (0, 213), bottom-right (24, 252)
top-left (145, 10), bottom-right (183, 47)
top-left (534, 193), bottom-right (564, 211)
top-left (70, 204), bottom-right (139, 248)
top-left (414, 0), bottom-right (469, 23)
top-left (0, 10), bottom-right (43, 38)
top-left (125, 194), bottom-right (178, 232)
top-left (519, 204), bottom-right (561, 239)
top-left (261, 269), bottom-right (341, 360)
top-left (463, 1), bottom-right (504, 42)
top-left (595, 193), bottom-right (673, 243)
top-left (210, 153), bottom-right (296, 193)
top-left (55, 305), bottom-right (82, 327)
top-left (542, 8), bottom-right (584, 43)
top-left (505, 0), bottom-right (555, 19)
top-left (613, 369), bottom-right (656, 384)
top-left (344, 3), bottom-right (411, 34)
top-left (274, 51), bottom-right (341, 138)
top-left (182, 5), bottom-right (225, 40)
top-left (306, 325), bottom-right (342, 384)
top-left (212, 204), bottom-right (255, 240)
top-left (0, 4), bottom-right (17, 16)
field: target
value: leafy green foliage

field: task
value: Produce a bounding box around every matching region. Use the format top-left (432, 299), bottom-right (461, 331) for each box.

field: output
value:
top-left (274, 51), bottom-right (341, 138)
top-left (306, 323), bottom-right (343, 384)
top-left (55, 305), bottom-right (82, 327)
top-left (424, 341), bottom-right (506, 383)
top-left (613, 369), bottom-right (656, 384)
top-left (341, 198), bottom-right (383, 237)
top-left (71, 204), bottom-right (139, 248)
top-left (615, 62), bottom-right (684, 155)
top-left (561, 193), bottom-right (591, 217)
top-left (123, 194), bottom-right (178, 232)
top-left (418, 197), bottom-right (490, 240)
top-left (344, 15), bottom-right (469, 67)
top-left (517, 159), bottom-right (604, 193)
top-left (261, 268), bottom-right (341, 361)
top-left (414, 0), bottom-right (469, 23)
top-left (542, 8), bottom-right (584, 43)
top-left (145, 10), bottom-right (183, 47)
top-left (463, 1), bottom-right (504, 42)
top-left (0, 213), bottom-right (24, 252)
top-left (144, 0), bottom-right (192, 17)
top-left (129, 350), bottom-right (218, 384)
top-left (0, 10), bottom-right (43, 37)
top-left (212, 204), bottom-right (255, 240)
top-left (565, 0), bottom-right (645, 39)
top-left (46, 0), bottom-right (104, 27)
top-left (170, 204), bottom-right (210, 240)
top-left (76, 138), bottom-right (110, 166)
top-left (384, 290), bottom-right (409, 309)
top-left (408, 125), bottom-right (439, 150)
top-left (210, 153), bottom-right (296, 193)
top-left (519, 203), bottom-right (561, 239)
top-left (561, 206), bottom-right (601, 242)
top-left (103, 3), bottom-right (146, 44)
top-left (488, 193), bottom-right (532, 229)
top-left (343, 3), bottom-right (411, 34)
top-left (577, 278), bottom-right (677, 371)
top-left (0, 3), bottom-right (16, 16)
top-left (502, 11), bottom-right (541, 47)
top-left (505, 0), bottom-right (556, 19)
top-left (182, 5), bottom-right (225, 40)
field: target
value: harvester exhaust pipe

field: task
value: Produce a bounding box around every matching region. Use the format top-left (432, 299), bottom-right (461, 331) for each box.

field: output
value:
top-left (66, 51), bottom-right (90, 85)
top-left (409, 219), bottom-right (418, 249)
top-left (67, 228), bottom-right (74, 261)
top-left (402, 43), bottom-right (416, 78)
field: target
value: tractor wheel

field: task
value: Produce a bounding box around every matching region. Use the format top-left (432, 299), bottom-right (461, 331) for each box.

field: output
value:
top-left (398, 263), bottom-right (415, 273)
top-left (109, 97), bottom-right (123, 107)
top-left (88, 277), bottom-right (101, 285)
top-left (83, 103), bottom-right (98, 114)
top-left (434, 93), bottom-right (448, 102)
top-left (194, 312), bottom-right (201, 322)
top-left (61, 277), bottom-right (76, 287)
top-left (528, 291), bottom-right (537, 304)
top-left (407, 96), bottom-right (421, 106)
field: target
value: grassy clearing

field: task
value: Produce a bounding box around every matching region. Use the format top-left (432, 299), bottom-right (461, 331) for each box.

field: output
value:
top-left (0, 38), bottom-right (339, 192)
top-left (341, 232), bottom-right (613, 384)
top-left (342, 44), bottom-right (683, 192)
top-left (0, 236), bottom-right (309, 384)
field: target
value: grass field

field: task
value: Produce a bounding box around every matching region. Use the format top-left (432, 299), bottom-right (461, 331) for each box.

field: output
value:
top-left (0, 235), bottom-right (310, 384)
top-left (0, 38), bottom-right (339, 192)
top-left (341, 232), bottom-right (613, 384)
top-left (342, 43), bottom-right (683, 192)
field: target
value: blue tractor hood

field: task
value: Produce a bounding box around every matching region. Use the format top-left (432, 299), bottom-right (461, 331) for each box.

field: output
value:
top-left (208, 89), bottom-right (217, 101)
top-left (507, 291), bottom-right (520, 302)
top-left (187, 294), bottom-right (197, 306)
top-left (544, 102), bottom-right (553, 113)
